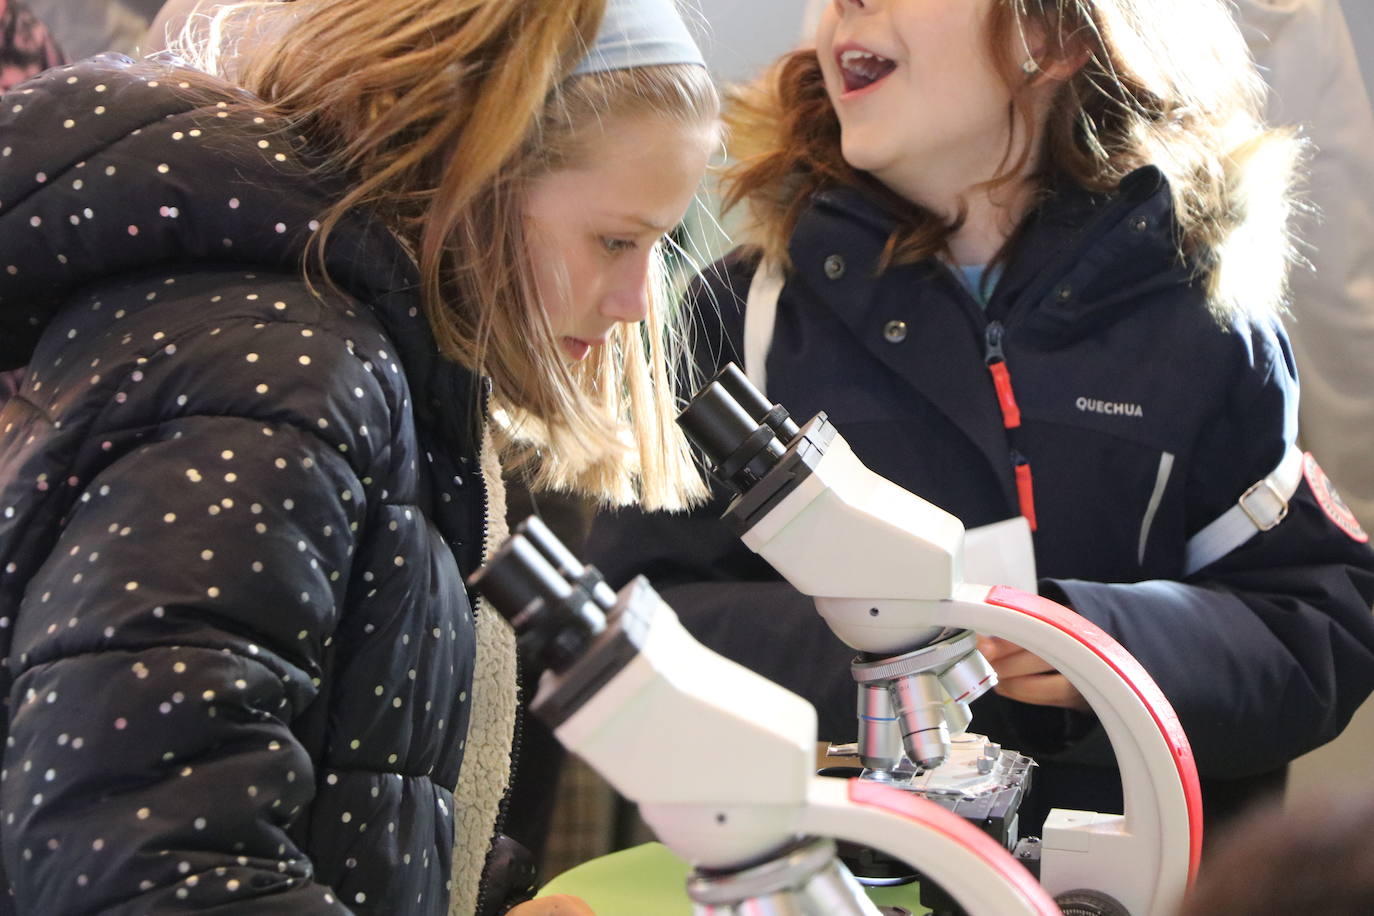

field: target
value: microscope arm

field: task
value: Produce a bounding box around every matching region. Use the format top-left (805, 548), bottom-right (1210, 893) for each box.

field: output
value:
top-left (908, 584), bottom-right (1200, 915)
top-left (732, 422), bottom-right (1202, 915)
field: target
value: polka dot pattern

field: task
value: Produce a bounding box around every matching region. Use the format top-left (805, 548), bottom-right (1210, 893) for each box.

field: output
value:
top-left (0, 57), bottom-right (502, 915)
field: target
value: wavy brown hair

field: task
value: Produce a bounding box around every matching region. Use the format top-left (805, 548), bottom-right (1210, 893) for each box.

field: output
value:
top-left (180, 0), bottom-right (717, 508)
top-left (726, 0), bottom-right (1299, 322)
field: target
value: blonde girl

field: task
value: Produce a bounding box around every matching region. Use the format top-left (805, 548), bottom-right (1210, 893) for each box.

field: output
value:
top-left (0, 0), bottom-right (717, 912)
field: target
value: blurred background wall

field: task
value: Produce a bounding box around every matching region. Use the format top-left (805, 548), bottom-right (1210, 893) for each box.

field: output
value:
top-left (1342, 0), bottom-right (1374, 96)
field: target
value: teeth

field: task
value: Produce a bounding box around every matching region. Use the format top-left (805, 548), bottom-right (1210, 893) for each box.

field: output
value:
top-left (840, 49), bottom-right (890, 69)
top-left (839, 48), bottom-right (895, 88)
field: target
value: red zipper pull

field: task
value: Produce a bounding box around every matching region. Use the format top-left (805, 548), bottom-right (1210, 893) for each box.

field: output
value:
top-left (988, 363), bottom-right (1022, 429)
top-left (987, 322), bottom-right (1036, 529)
top-left (984, 321), bottom-right (1022, 429)
top-left (1013, 457), bottom-right (1038, 532)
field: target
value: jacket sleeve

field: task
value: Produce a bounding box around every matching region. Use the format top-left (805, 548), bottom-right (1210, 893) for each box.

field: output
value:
top-left (1042, 318), bottom-right (1374, 778)
top-left (0, 319), bottom-right (399, 913)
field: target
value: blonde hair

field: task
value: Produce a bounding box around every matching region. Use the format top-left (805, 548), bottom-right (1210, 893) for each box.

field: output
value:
top-left (179, 0), bottom-right (717, 509)
top-left (726, 0), bottom-right (1300, 324)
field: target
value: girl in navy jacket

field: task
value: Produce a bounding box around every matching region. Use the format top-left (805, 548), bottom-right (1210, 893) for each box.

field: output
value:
top-left (590, 0), bottom-right (1374, 839)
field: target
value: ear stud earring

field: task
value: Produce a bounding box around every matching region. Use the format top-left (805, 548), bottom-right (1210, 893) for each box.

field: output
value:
top-left (1022, 57), bottom-right (1040, 75)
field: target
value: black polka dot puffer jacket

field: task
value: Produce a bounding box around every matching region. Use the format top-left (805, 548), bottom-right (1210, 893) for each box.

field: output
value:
top-left (0, 55), bottom-right (523, 915)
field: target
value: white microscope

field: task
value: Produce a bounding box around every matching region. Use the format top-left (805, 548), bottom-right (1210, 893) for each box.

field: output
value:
top-left (473, 516), bottom-right (1063, 916)
top-left (670, 364), bottom-right (1204, 916)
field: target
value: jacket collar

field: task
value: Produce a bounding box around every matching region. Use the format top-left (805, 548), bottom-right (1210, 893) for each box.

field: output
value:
top-left (783, 168), bottom-right (1188, 510)
top-left (799, 166), bottom-right (1185, 330)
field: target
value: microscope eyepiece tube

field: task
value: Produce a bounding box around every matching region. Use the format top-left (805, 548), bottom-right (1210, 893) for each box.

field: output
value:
top-left (516, 515), bottom-right (586, 580)
top-left (678, 380), bottom-right (786, 490)
top-left (516, 515), bottom-right (616, 612)
top-left (678, 381), bottom-right (761, 460)
top-left (469, 527), bottom-right (607, 673)
top-left (711, 363), bottom-right (801, 443)
top-left (468, 534), bottom-right (571, 624)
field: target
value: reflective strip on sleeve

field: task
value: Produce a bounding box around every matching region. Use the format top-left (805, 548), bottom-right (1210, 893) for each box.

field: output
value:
top-left (1183, 443), bottom-right (1305, 575)
top-left (1138, 451), bottom-right (1176, 566)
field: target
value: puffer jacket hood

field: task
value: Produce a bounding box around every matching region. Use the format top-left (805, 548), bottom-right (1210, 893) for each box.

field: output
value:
top-left (0, 55), bottom-right (515, 915)
top-left (0, 53), bottom-right (486, 447)
top-left (0, 54), bottom-right (484, 454)
top-left (0, 50), bottom-right (495, 555)
top-left (1, 55), bottom-right (356, 358)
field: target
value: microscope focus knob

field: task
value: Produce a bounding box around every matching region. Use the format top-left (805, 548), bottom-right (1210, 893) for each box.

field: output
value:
top-left (1053, 889), bottom-right (1131, 916)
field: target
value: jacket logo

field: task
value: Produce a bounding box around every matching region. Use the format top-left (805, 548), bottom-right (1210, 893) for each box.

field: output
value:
top-left (1076, 397), bottom-right (1144, 418)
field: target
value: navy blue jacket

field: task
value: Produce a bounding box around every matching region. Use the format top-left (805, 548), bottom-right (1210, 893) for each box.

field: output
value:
top-left (0, 57), bottom-right (511, 914)
top-left (590, 172), bottom-right (1374, 834)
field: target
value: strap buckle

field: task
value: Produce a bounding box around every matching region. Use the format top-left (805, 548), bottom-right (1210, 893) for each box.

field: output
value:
top-left (1239, 477), bottom-right (1289, 531)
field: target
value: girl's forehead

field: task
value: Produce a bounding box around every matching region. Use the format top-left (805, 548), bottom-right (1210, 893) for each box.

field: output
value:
top-left (529, 117), bottom-right (713, 218)
top-left (574, 115), bottom-right (714, 167)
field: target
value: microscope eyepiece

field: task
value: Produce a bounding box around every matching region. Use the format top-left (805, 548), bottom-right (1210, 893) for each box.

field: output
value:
top-left (515, 515), bottom-right (617, 611)
top-left (678, 380), bottom-right (760, 463)
top-left (469, 535), bottom-right (571, 623)
top-left (713, 363), bottom-right (801, 443)
top-left (678, 372), bottom-right (787, 491)
top-left (468, 518), bottom-right (610, 674)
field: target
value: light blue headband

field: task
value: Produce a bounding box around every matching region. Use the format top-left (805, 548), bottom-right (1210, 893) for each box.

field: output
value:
top-left (572, 0), bottom-right (706, 76)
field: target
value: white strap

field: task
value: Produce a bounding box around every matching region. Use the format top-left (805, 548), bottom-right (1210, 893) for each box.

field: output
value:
top-left (744, 257), bottom-right (785, 394)
top-left (1184, 443), bottom-right (1305, 575)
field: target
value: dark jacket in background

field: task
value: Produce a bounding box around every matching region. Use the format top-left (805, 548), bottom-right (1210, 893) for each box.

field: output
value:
top-left (589, 173), bottom-right (1374, 837)
top-left (0, 56), bottom-right (508, 914)
top-left (1, 0), bottom-right (62, 92)
top-left (0, 0), bottom-right (63, 410)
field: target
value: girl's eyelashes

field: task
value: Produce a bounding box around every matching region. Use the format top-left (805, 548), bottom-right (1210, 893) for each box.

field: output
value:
top-left (600, 236), bottom-right (639, 254)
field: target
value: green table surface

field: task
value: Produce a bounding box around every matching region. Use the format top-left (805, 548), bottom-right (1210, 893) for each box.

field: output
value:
top-left (539, 842), bottom-right (929, 915)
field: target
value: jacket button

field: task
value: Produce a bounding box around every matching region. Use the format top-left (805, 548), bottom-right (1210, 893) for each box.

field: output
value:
top-left (1132, 217), bottom-right (1149, 232)
top-left (1057, 285), bottom-right (1073, 302)
top-left (823, 254), bottom-right (846, 280)
top-left (883, 320), bottom-right (908, 343)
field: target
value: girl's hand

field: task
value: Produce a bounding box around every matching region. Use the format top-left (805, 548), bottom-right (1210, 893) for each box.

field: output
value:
top-left (977, 636), bottom-right (1090, 712)
top-left (507, 894), bottom-right (597, 916)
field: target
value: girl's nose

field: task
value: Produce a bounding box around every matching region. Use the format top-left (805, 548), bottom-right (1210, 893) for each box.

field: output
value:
top-left (601, 259), bottom-right (652, 325)
top-left (602, 288), bottom-right (650, 325)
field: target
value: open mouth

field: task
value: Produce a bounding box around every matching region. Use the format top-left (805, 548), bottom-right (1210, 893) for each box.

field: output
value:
top-left (562, 335), bottom-right (610, 362)
top-left (838, 48), bottom-right (897, 94)
top-left (561, 337), bottom-right (592, 361)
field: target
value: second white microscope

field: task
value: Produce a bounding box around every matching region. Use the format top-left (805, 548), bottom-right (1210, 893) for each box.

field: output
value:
top-left (674, 364), bottom-right (1204, 916)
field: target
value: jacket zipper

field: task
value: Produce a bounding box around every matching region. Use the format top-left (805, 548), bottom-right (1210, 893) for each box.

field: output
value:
top-left (471, 374), bottom-right (523, 916)
top-left (952, 188), bottom-right (1159, 535)
top-left (985, 321), bottom-right (1038, 531)
top-left (472, 664), bottom-right (526, 916)
top-left (984, 321), bottom-right (1022, 429)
